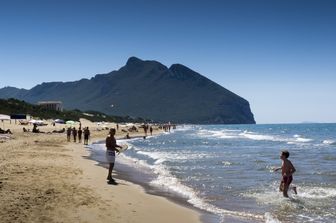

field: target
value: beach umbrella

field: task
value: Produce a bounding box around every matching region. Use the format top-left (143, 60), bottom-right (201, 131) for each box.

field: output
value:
top-left (0, 114), bottom-right (10, 128)
top-left (29, 120), bottom-right (37, 124)
top-left (65, 120), bottom-right (75, 125)
top-left (0, 114), bottom-right (10, 120)
top-left (54, 119), bottom-right (65, 124)
top-left (29, 120), bottom-right (44, 125)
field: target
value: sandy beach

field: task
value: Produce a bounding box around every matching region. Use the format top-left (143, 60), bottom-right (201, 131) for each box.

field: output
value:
top-left (0, 119), bottom-right (201, 223)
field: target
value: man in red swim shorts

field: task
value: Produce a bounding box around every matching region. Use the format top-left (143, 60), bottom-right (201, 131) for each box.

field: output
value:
top-left (275, 150), bottom-right (297, 197)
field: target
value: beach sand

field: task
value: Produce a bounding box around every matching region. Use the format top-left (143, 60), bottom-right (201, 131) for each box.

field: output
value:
top-left (0, 119), bottom-right (201, 223)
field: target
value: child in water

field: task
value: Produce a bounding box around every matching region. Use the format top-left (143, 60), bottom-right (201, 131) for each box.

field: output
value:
top-left (274, 150), bottom-right (297, 197)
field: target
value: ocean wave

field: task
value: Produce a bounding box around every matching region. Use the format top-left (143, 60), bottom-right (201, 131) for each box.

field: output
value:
top-left (136, 150), bottom-right (213, 161)
top-left (150, 162), bottom-right (264, 222)
top-left (221, 161), bottom-right (232, 166)
top-left (294, 137), bottom-right (313, 142)
top-left (118, 153), bottom-right (155, 171)
top-left (119, 145), bottom-right (265, 222)
top-left (239, 132), bottom-right (286, 142)
top-left (291, 134), bottom-right (314, 143)
top-left (199, 128), bottom-right (299, 144)
top-left (323, 140), bottom-right (336, 145)
top-left (197, 129), bottom-right (240, 139)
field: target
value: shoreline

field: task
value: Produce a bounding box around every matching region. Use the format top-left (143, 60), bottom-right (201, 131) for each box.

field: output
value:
top-left (0, 120), bottom-right (202, 223)
top-left (87, 135), bottom-right (217, 223)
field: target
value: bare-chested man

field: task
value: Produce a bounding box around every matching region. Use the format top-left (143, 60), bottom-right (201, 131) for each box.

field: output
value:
top-left (274, 150), bottom-right (297, 197)
top-left (105, 128), bottom-right (121, 184)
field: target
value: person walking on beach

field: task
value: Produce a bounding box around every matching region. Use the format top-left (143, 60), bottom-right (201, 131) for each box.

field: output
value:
top-left (84, 127), bottom-right (90, 145)
top-left (72, 127), bottom-right (77, 142)
top-left (78, 128), bottom-right (83, 143)
top-left (150, 126), bottom-right (153, 135)
top-left (66, 127), bottom-right (72, 142)
top-left (106, 128), bottom-right (121, 184)
top-left (144, 124), bottom-right (148, 136)
top-left (274, 150), bottom-right (297, 197)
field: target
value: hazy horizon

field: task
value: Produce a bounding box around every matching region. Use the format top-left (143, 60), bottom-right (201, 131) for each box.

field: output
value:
top-left (1, 0), bottom-right (335, 124)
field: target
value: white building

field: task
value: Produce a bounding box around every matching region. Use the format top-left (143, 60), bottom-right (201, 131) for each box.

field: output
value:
top-left (37, 101), bottom-right (63, 112)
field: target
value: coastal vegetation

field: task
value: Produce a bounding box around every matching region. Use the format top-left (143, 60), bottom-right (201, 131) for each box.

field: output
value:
top-left (0, 98), bottom-right (148, 123)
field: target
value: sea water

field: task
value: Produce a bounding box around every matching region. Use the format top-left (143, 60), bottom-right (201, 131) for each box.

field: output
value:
top-left (89, 123), bottom-right (336, 223)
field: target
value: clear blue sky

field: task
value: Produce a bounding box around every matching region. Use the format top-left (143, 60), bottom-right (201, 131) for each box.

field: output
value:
top-left (0, 0), bottom-right (335, 124)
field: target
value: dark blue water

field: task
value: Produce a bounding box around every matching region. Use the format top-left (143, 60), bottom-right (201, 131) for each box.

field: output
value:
top-left (90, 123), bottom-right (336, 223)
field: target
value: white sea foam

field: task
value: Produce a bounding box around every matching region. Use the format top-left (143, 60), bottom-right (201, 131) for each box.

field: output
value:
top-left (136, 150), bottom-right (212, 162)
top-left (198, 129), bottom-right (294, 144)
top-left (174, 125), bottom-right (195, 131)
top-left (116, 143), bottom-right (265, 222)
top-left (149, 162), bottom-right (265, 222)
top-left (323, 140), bottom-right (336, 145)
top-left (197, 129), bottom-right (240, 139)
top-left (290, 134), bottom-right (314, 143)
top-left (221, 161), bottom-right (232, 166)
top-left (295, 137), bottom-right (313, 142)
top-left (244, 182), bottom-right (336, 206)
top-left (239, 132), bottom-right (287, 142)
top-left (297, 187), bottom-right (336, 199)
top-left (118, 153), bottom-right (154, 170)
top-left (264, 212), bottom-right (282, 223)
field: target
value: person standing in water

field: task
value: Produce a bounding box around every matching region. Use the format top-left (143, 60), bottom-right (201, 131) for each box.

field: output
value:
top-left (274, 150), bottom-right (297, 197)
top-left (105, 128), bottom-right (121, 184)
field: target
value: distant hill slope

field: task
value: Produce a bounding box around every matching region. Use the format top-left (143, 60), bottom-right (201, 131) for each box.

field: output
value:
top-left (0, 57), bottom-right (255, 124)
top-left (0, 98), bottom-right (148, 123)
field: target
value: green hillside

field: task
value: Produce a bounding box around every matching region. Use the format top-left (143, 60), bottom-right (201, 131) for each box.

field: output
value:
top-left (0, 98), bottom-right (148, 123)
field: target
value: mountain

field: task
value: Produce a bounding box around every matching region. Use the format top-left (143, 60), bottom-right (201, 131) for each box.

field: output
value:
top-left (0, 57), bottom-right (255, 124)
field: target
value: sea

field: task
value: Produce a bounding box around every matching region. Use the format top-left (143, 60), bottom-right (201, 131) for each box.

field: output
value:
top-left (88, 123), bottom-right (336, 223)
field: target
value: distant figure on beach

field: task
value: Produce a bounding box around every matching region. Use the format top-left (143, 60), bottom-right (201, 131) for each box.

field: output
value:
top-left (105, 128), bottom-right (121, 184)
top-left (116, 124), bottom-right (119, 131)
top-left (0, 128), bottom-right (12, 134)
top-left (66, 127), bottom-right (72, 142)
top-left (84, 127), bottom-right (90, 145)
top-left (32, 124), bottom-right (39, 133)
top-left (274, 150), bottom-right (297, 197)
top-left (149, 126), bottom-right (153, 135)
top-left (125, 133), bottom-right (130, 139)
top-left (144, 124), bottom-right (148, 136)
top-left (72, 127), bottom-right (77, 142)
top-left (78, 128), bottom-right (83, 143)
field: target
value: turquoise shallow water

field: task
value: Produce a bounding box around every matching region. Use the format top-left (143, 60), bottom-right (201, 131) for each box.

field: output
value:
top-left (90, 123), bottom-right (336, 223)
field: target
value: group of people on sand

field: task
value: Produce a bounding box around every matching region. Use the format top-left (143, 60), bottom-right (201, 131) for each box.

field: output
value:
top-left (0, 128), bottom-right (12, 134)
top-left (159, 123), bottom-right (176, 132)
top-left (66, 126), bottom-right (90, 145)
